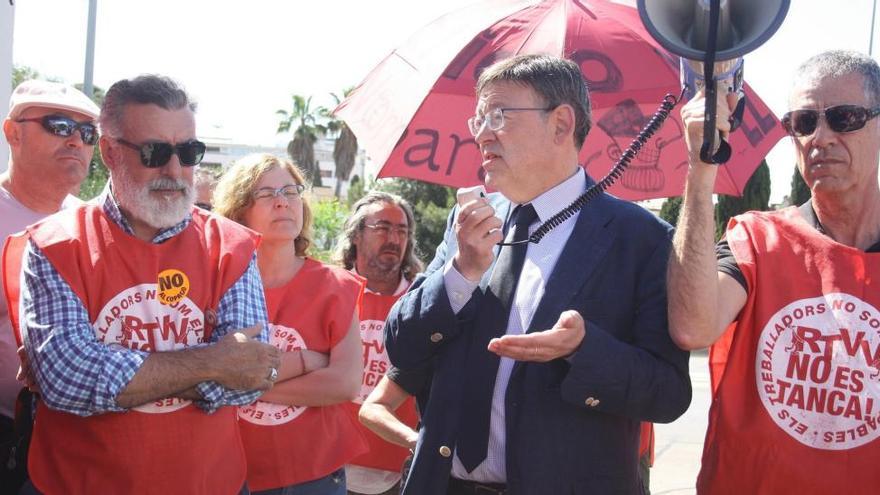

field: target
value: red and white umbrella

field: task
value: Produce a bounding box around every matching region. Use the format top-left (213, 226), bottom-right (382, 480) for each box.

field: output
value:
top-left (336, 0), bottom-right (785, 200)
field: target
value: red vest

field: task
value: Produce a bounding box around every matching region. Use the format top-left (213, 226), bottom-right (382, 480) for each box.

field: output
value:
top-left (346, 287), bottom-right (420, 473)
top-left (24, 205), bottom-right (258, 495)
top-left (699, 208), bottom-right (880, 495)
top-left (2, 231), bottom-right (27, 347)
top-left (638, 422), bottom-right (653, 465)
top-left (238, 259), bottom-right (367, 490)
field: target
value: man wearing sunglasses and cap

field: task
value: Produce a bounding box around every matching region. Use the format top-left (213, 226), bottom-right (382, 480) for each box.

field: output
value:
top-left (0, 79), bottom-right (99, 491)
top-left (669, 50), bottom-right (880, 493)
top-left (11, 75), bottom-right (281, 495)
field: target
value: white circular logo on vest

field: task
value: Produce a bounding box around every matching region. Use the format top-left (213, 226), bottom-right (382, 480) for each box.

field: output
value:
top-left (238, 323), bottom-right (308, 425)
top-left (355, 319), bottom-right (391, 405)
top-left (756, 293), bottom-right (880, 450)
top-left (94, 283), bottom-right (207, 414)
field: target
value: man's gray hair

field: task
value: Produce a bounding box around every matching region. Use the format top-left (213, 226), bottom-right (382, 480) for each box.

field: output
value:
top-left (333, 191), bottom-right (423, 281)
top-left (476, 54), bottom-right (592, 149)
top-left (99, 75), bottom-right (196, 137)
top-left (794, 50), bottom-right (880, 105)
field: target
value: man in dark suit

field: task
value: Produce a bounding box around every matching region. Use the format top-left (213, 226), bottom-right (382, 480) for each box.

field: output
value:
top-left (384, 54), bottom-right (691, 495)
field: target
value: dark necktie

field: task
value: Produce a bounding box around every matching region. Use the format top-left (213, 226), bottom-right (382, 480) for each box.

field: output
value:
top-left (457, 203), bottom-right (537, 472)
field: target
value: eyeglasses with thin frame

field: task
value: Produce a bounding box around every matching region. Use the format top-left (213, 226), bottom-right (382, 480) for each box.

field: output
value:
top-left (467, 106), bottom-right (556, 136)
top-left (16, 115), bottom-right (98, 145)
top-left (252, 184), bottom-right (306, 201)
top-left (363, 221), bottom-right (410, 237)
top-left (782, 104), bottom-right (880, 137)
top-left (115, 138), bottom-right (206, 168)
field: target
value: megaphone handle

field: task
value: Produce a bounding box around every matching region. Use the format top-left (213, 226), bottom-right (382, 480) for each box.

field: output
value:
top-left (699, 81), bottom-right (731, 164)
top-left (729, 92), bottom-right (746, 132)
top-left (698, 0), bottom-right (731, 164)
top-left (699, 82), bottom-right (719, 163)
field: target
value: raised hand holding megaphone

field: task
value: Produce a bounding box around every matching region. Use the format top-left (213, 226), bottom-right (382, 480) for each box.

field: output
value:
top-left (638, 0), bottom-right (790, 164)
top-left (679, 87), bottom-right (740, 169)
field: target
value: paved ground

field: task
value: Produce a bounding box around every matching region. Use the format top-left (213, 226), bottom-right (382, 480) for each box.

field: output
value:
top-left (650, 351), bottom-right (710, 495)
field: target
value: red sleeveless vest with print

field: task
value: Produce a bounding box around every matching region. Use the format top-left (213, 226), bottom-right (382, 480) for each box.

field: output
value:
top-left (698, 208), bottom-right (880, 495)
top-left (25, 205), bottom-right (258, 495)
top-left (346, 288), bottom-right (420, 472)
top-left (2, 231), bottom-right (28, 347)
top-left (238, 259), bottom-right (368, 490)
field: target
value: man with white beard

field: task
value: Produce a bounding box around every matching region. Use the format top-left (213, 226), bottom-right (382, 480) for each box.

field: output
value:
top-left (13, 75), bottom-right (282, 495)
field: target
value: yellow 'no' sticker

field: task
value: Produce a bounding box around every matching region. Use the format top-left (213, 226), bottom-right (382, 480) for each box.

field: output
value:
top-left (157, 269), bottom-right (190, 305)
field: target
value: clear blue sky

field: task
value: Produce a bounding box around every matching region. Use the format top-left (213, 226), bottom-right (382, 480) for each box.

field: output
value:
top-left (11, 0), bottom-right (880, 203)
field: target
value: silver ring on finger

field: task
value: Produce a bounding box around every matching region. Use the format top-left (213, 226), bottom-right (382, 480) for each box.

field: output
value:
top-left (268, 367), bottom-right (278, 382)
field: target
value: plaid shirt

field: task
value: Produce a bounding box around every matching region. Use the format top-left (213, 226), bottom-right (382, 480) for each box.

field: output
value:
top-left (20, 190), bottom-right (269, 416)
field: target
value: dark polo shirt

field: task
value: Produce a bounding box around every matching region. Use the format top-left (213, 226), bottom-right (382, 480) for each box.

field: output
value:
top-left (716, 200), bottom-right (880, 290)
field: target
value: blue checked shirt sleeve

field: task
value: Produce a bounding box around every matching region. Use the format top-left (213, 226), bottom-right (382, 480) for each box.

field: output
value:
top-left (20, 241), bottom-right (147, 417)
top-left (193, 255), bottom-right (269, 412)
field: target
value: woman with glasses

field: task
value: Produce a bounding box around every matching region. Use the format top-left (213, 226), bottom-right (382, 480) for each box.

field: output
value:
top-left (214, 153), bottom-right (366, 495)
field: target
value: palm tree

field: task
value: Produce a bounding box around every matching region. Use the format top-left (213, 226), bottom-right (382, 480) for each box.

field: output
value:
top-left (277, 95), bottom-right (327, 187)
top-left (325, 88), bottom-right (359, 199)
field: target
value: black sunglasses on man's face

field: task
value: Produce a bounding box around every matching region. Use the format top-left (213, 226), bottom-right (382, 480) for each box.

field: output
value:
top-left (16, 115), bottom-right (98, 145)
top-left (115, 138), bottom-right (207, 168)
top-left (782, 104), bottom-right (880, 137)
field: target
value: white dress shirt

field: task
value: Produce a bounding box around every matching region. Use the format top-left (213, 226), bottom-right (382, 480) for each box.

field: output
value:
top-left (443, 168), bottom-right (587, 483)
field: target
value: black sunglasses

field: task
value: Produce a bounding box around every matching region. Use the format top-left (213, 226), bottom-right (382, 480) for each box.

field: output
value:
top-left (116, 138), bottom-right (206, 168)
top-left (782, 104), bottom-right (880, 137)
top-left (16, 115), bottom-right (98, 145)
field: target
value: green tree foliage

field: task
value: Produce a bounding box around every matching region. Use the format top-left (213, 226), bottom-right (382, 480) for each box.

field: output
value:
top-left (714, 159), bottom-right (771, 239)
top-left (346, 175), bottom-right (366, 207)
top-left (411, 200), bottom-right (452, 263)
top-left (11, 65), bottom-right (53, 89)
top-left (76, 83), bottom-right (109, 200)
top-left (789, 165), bottom-right (811, 206)
top-left (277, 95), bottom-right (327, 188)
top-left (378, 178), bottom-right (453, 210)
top-left (375, 179), bottom-right (455, 265)
top-left (309, 197), bottom-right (349, 263)
top-left (73, 83), bottom-right (106, 107)
top-left (78, 148), bottom-right (109, 200)
top-left (12, 66), bottom-right (38, 89)
top-left (659, 196), bottom-right (683, 227)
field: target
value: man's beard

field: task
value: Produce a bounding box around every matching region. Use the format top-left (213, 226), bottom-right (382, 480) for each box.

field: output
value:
top-left (113, 166), bottom-right (194, 230)
top-left (367, 244), bottom-right (403, 277)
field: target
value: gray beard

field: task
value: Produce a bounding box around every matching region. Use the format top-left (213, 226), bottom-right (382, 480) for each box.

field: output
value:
top-left (365, 258), bottom-right (402, 281)
top-left (113, 168), bottom-right (194, 230)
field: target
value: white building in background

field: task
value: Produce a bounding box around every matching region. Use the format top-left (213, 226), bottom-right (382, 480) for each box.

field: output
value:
top-left (199, 125), bottom-right (368, 201)
top-left (312, 136), bottom-right (369, 199)
top-left (198, 134), bottom-right (286, 171)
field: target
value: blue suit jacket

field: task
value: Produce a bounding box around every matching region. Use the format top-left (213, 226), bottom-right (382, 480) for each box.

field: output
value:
top-left (385, 186), bottom-right (691, 495)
